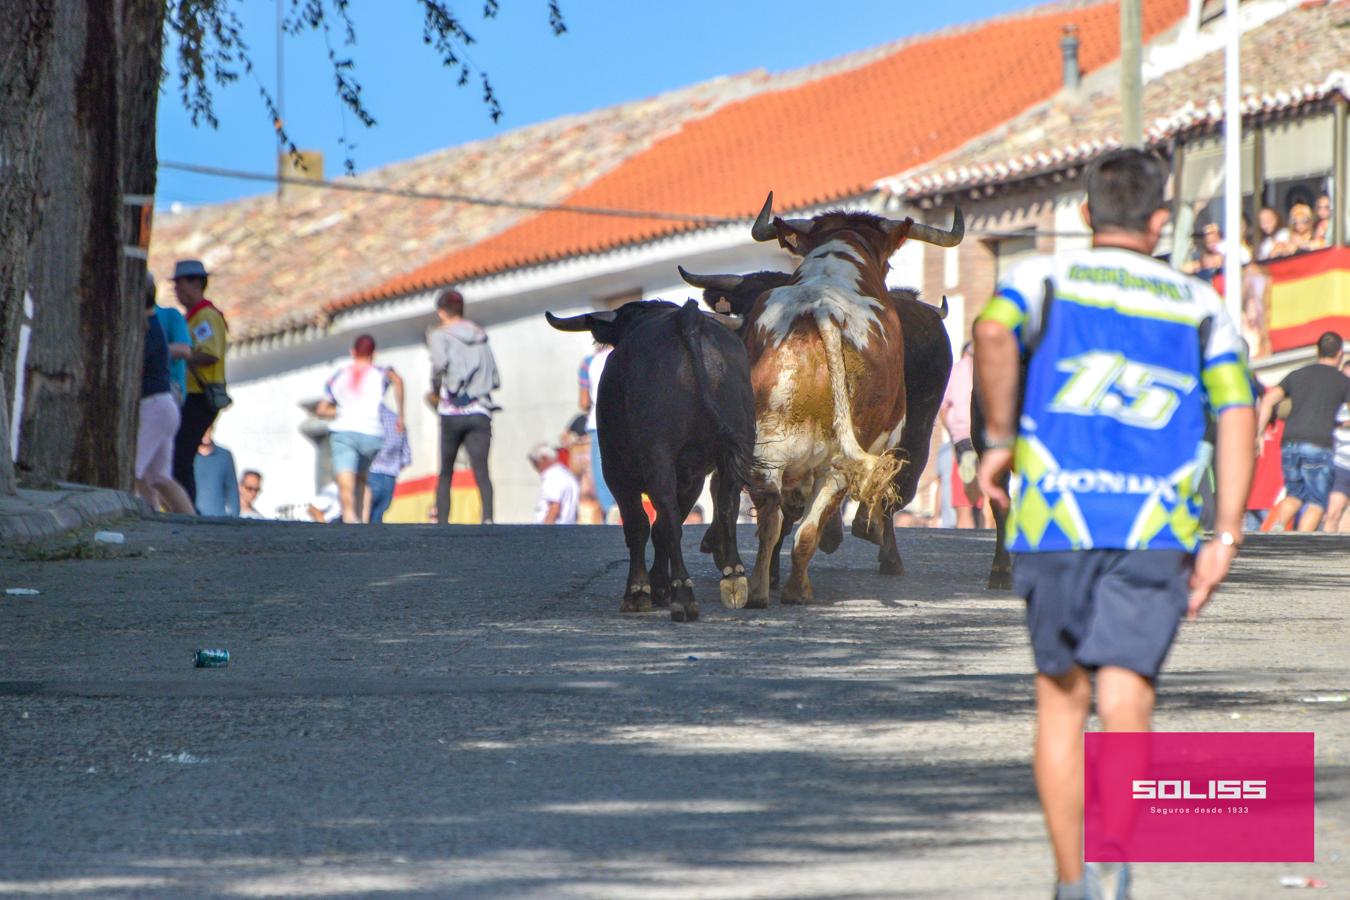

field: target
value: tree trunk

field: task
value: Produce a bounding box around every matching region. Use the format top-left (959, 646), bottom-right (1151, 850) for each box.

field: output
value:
top-left (0, 1), bottom-right (56, 495)
top-left (17, 0), bottom-right (163, 491)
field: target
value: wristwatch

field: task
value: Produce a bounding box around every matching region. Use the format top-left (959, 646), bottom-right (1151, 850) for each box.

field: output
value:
top-left (1216, 531), bottom-right (1241, 549)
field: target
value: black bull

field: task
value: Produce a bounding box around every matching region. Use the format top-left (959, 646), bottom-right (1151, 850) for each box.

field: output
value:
top-left (546, 300), bottom-right (756, 622)
top-left (681, 268), bottom-right (953, 582)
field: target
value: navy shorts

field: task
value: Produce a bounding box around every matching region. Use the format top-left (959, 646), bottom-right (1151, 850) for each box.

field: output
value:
top-left (1281, 442), bottom-right (1335, 508)
top-left (1013, 550), bottom-right (1193, 681)
top-left (1332, 465), bottom-right (1350, 499)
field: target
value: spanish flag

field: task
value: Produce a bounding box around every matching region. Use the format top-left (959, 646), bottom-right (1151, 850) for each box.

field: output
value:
top-left (384, 471), bottom-right (481, 524)
top-left (1265, 247), bottom-right (1350, 353)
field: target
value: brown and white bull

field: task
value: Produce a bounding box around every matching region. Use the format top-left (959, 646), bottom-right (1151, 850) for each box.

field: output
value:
top-left (734, 193), bottom-right (962, 606)
top-left (679, 267), bottom-right (953, 582)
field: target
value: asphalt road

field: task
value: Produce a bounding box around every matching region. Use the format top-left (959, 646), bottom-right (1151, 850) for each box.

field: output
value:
top-left (1, 519), bottom-right (1347, 898)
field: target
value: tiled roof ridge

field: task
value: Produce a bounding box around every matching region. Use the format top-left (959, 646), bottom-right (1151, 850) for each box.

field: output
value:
top-left (886, 69), bottom-right (1350, 199)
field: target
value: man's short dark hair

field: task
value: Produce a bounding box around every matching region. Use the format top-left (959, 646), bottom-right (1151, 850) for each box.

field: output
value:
top-left (241, 470), bottom-right (262, 484)
top-left (1084, 149), bottom-right (1169, 234)
top-left (353, 334), bottom-right (376, 357)
top-left (437, 289), bottom-right (465, 318)
top-left (1316, 331), bottom-right (1343, 359)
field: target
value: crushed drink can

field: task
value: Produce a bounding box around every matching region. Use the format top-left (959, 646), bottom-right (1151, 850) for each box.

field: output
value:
top-left (193, 648), bottom-right (229, 668)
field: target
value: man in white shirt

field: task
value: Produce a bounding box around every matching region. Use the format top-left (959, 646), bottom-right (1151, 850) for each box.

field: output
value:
top-left (316, 334), bottom-right (405, 524)
top-left (529, 443), bottom-right (579, 525)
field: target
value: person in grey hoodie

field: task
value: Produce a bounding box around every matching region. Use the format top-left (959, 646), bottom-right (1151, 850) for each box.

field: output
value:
top-left (426, 289), bottom-right (499, 524)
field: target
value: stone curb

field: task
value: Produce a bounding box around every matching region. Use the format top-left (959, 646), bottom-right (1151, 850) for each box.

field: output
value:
top-left (0, 485), bottom-right (148, 546)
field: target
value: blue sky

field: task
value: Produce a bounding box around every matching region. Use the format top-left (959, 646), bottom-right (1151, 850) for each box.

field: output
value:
top-left (157, 0), bottom-right (1039, 207)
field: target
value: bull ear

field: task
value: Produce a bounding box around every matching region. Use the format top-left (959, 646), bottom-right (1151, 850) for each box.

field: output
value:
top-left (702, 310), bottom-right (743, 331)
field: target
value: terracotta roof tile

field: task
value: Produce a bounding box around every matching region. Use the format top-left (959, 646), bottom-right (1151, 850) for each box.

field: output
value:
top-left (336, 0), bottom-right (1189, 311)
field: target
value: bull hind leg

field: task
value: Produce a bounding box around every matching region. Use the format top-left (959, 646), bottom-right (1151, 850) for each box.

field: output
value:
top-left (749, 492), bottom-right (784, 610)
top-left (818, 508), bottom-right (844, 554)
top-left (615, 491), bottom-right (655, 613)
top-left (769, 509), bottom-right (796, 589)
top-left (851, 503), bottom-right (884, 545)
top-left (988, 490), bottom-right (1013, 590)
top-left (877, 512), bottom-right (905, 576)
top-left (712, 461), bottom-right (749, 609)
top-left (700, 473), bottom-right (723, 557)
top-left (783, 471), bottom-right (847, 605)
top-left (650, 491), bottom-right (698, 623)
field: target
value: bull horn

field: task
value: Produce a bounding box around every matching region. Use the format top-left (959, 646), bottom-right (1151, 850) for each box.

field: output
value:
top-left (545, 310), bottom-right (615, 332)
top-left (904, 206), bottom-right (965, 247)
top-left (701, 310), bottom-right (744, 331)
top-left (545, 311), bottom-right (590, 332)
top-left (678, 266), bottom-right (745, 292)
top-left (750, 192), bottom-right (777, 242)
top-left (937, 295), bottom-right (950, 320)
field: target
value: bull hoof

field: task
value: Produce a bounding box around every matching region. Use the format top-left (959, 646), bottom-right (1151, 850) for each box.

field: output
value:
top-left (781, 585), bottom-right (814, 606)
top-left (652, 585), bottom-right (672, 609)
top-left (987, 570), bottom-right (1013, 591)
top-left (879, 556), bottom-right (905, 577)
top-left (671, 601), bottom-right (700, 623)
top-left (621, 583), bottom-right (654, 613)
top-left (719, 566), bottom-right (749, 609)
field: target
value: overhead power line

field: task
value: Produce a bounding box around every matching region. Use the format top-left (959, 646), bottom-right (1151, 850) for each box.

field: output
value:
top-left (158, 161), bottom-right (741, 225)
top-left (158, 160), bottom-right (1094, 239)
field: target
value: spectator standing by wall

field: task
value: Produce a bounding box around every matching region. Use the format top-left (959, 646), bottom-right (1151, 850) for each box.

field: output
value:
top-left (136, 283), bottom-right (195, 515)
top-left (194, 428), bottom-right (239, 516)
top-left (975, 149), bottom-right (1255, 899)
top-left (239, 470), bottom-right (266, 519)
top-left (427, 289), bottom-right (498, 525)
top-left (528, 443), bottom-right (579, 525)
top-left (149, 274), bottom-right (192, 407)
top-left (939, 342), bottom-right (985, 529)
top-left (170, 259), bottom-right (229, 504)
top-left (368, 403), bottom-right (411, 524)
top-left (579, 342), bottom-right (616, 521)
top-left (1256, 331), bottom-right (1350, 532)
top-left (317, 334), bottom-right (405, 524)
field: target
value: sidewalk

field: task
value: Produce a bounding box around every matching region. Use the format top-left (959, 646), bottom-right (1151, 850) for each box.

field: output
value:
top-left (0, 483), bottom-right (146, 545)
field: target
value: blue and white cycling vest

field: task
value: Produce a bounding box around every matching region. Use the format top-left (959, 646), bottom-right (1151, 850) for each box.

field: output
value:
top-left (977, 248), bottom-right (1253, 553)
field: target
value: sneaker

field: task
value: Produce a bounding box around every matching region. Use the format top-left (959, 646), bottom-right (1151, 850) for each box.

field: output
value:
top-left (1054, 879), bottom-right (1088, 900)
top-left (1086, 862), bottom-right (1131, 900)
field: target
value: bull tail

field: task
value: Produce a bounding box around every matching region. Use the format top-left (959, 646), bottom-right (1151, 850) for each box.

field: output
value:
top-left (677, 302), bottom-right (754, 491)
top-left (815, 312), bottom-right (902, 512)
